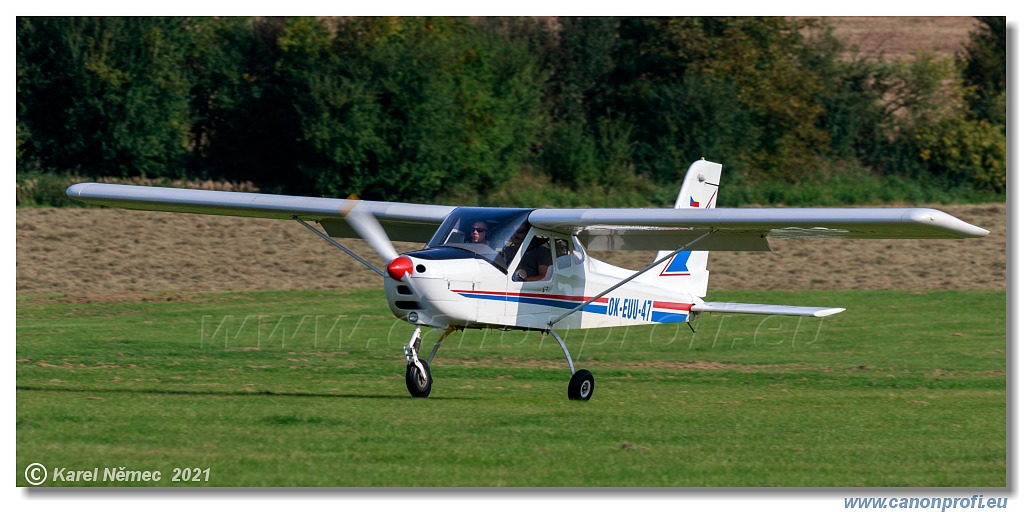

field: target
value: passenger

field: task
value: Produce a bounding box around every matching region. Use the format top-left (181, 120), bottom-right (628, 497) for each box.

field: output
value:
top-left (513, 235), bottom-right (552, 282)
top-left (502, 224), bottom-right (529, 265)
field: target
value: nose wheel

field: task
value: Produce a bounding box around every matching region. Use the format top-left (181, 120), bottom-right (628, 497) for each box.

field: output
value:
top-left (406, 358), bottom-right (432, 398)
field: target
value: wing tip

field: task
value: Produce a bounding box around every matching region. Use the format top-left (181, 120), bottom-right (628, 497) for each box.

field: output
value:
top-left (906, 208), bottom-right (990, 238)
top-left (65, 182), bottom-right (93, 198)
top-left (813, 307), bottom-right (846, 317)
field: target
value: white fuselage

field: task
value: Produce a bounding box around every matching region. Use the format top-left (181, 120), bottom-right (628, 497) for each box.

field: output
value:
top-left (385, 228), bottom-right (701, 332)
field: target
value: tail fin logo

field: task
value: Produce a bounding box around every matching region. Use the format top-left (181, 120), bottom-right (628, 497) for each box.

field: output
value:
top-left (659, 251), bottom-right (692, 276)
top-left (689, 196), bottom-right (699, 208)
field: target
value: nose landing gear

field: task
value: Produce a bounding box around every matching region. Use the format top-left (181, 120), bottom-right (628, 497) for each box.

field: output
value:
top-left (403, 326), bottom-right (431, 398)
top-left (403, 325), bottom-right (456, 398)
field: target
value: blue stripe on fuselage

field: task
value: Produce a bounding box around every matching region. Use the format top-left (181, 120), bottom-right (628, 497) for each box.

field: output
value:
top-left (455, 292), bottom-right (689, 323)
top-left (456, 292), bottom-right (609, 315)
top-left (651, 311), bottom-right (689, 323)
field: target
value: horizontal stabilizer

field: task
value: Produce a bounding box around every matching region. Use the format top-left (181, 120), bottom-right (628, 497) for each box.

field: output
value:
top-left (691, 302), bottom-right (845, 317)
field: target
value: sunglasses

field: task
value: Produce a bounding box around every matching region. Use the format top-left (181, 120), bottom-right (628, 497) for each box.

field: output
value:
top-left (472, 227), bottom-right (487, 233)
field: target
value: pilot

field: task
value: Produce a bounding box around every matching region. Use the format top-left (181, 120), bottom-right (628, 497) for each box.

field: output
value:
top-left (469, 221), bottom-right (489, 245)
top-left (513, 235), bottom-right (551, 282)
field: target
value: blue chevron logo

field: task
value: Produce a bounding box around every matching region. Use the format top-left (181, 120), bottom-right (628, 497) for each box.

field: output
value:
top-left (660, 251), bottom-right (692, 276)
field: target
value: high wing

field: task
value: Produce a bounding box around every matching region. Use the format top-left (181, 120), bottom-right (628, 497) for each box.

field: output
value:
top-left (67, 183), bottom-right (989, 250)
top-left (528, 207), bottom-right (990, 251)
top-left (65, 183), bottom-right (454, 243)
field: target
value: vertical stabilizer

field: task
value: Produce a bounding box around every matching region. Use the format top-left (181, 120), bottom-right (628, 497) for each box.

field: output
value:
top-left (653, 159), bottom-right (721, 297)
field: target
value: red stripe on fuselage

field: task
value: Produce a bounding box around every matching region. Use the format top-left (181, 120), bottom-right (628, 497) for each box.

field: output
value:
top-left (653, 301), bottom-right (692, 311)
top-left (450, 289), bottom-right (609, 304)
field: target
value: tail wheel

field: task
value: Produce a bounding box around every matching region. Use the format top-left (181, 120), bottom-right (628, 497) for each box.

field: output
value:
top-left (568, 369), bottom-right (595, 401)
top-left (405, 358), bottom-right (432, 398)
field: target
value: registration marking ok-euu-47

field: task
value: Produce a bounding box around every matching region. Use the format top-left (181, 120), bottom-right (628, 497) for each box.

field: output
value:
top-left (606, 296), bottom-right (653, 322)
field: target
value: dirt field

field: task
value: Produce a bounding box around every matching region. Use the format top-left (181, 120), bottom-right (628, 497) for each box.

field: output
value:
top-left (804, 16), bottom-right (979, 60)
top-left (15, 202), bottom-right (1004, 295)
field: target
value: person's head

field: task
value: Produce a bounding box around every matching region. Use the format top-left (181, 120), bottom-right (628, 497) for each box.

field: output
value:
top-left (470, 221), bottom-right (488, 243)
top-left (510, 224), bottom-right (528, 245)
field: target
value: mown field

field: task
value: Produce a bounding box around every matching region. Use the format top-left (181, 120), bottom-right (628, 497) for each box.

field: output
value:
top-left (16, 288), bottom-right (1005, 487)
top-left (15, 202), bottom-right (1006, 295)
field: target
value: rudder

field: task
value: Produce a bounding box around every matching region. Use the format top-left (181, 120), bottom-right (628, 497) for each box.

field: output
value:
top-left (672, 158), bottom-right (721, 209)
top-left (653, 159), bottom-right (721, 297)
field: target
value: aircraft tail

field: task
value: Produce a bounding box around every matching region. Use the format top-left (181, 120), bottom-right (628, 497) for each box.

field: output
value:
top-left (653, 159), bottom-right (722, 297)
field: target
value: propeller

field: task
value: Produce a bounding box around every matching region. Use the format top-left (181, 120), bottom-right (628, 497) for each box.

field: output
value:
top-left (343, 204), bottom-right (414, 283)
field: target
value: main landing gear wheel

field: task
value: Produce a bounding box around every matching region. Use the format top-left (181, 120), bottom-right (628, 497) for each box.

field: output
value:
top-left (568, 369), bottom-right (595, 401)
top-left (406, 358), bottom-right (432, 398)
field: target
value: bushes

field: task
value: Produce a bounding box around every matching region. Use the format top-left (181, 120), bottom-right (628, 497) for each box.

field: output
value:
top-left (959, 16), bottom-right (1006, 126)
top-left (630, 75), bottom-right (756, 183)
top-left (241, 17), bottom-right (548, 201)
top-left (16, 172), bottom-right (259, 207)
top-left (17, 17), bottom-right (194, 178)
top-left (16, 173), bottom-right (83, 208)
top-left (913, 118), bottom-right (1006, 192)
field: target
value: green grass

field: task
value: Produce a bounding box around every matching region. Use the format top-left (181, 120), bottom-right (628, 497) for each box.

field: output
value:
top-left (16, 289), bottom-right (1005, 487)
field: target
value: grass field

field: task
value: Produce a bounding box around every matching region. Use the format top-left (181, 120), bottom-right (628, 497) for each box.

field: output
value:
top-left (16, 289), bottom-right (1005, 487)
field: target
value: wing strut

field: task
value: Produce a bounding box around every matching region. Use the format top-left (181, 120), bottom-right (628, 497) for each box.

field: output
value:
top-left (547, 229), bottom-right (719, 328)
top-left (294, 217), bottom-right (386, 277)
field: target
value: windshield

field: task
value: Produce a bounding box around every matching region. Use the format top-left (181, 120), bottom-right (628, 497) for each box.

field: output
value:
top-left (426, 207), bottom-right (533, 272)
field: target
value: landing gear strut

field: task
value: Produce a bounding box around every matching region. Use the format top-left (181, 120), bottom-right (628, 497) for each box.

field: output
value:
top-left (403, 326), bottom-right (431, 397)
top-left (549, 330), bottom-right (594, 401)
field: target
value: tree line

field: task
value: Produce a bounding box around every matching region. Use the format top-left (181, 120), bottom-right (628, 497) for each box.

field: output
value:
top-left (16, 16), bottom-right (1006, 207)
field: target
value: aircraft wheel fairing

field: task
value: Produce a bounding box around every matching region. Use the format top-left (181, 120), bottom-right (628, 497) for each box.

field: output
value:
top-left (568, 369), bottom-right (594, 401)
top-left (406, 358), bottom-right (432, 398)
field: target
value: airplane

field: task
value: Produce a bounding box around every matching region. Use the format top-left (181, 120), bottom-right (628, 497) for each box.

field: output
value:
top-left (66, 159), bottom-right (989, 401)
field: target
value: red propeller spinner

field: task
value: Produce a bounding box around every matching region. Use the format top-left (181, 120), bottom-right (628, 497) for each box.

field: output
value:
top-left (387, 256), bottom-right (414, 282)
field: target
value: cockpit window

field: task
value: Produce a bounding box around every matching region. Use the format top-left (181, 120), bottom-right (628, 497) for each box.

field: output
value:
top-left (426, 207), bottom-right (533, 272)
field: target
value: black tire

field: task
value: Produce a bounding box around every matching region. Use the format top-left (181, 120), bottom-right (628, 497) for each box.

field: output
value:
top-left (568, 369), bottom-right (595, 401)
top-left (405, 358), bottom-right (432, 398)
